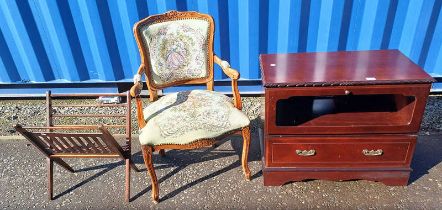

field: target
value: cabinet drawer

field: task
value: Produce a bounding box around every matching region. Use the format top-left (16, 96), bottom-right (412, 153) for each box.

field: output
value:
top-left (265, 84), bottom-right (430, 135)
top-left (265, 135), bottom-right (416, 167)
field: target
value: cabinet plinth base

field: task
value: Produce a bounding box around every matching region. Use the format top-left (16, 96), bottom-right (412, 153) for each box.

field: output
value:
top-left (262, 167), bottom-right (411, 186)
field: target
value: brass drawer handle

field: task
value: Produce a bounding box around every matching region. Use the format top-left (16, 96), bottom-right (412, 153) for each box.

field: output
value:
top-left (362, 149), bottom-right (383, 156)
top-left (296, 149), bottom-right (316, 156)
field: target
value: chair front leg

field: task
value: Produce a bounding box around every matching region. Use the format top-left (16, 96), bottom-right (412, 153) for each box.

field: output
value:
top-left (241, 126), bottom-right (251, 180)
top-left (141, 145), bottom-right (159, 203)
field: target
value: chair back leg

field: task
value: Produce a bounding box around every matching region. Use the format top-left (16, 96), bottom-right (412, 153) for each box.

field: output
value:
top-left (158, 149), bottom-right (166, 157)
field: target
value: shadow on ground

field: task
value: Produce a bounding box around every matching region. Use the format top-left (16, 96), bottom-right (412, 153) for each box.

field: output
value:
top-left (48, 117), bottom-right (264, 202)
top-left (409, 134), bottom-right (442, 183)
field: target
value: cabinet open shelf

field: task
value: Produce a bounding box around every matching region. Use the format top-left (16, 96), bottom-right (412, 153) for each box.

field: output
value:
top-left (275, 94), bottom-right (416, 127)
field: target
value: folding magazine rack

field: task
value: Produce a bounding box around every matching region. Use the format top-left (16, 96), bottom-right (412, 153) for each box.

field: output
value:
top-left (14, 91), bottom-right (139, 202)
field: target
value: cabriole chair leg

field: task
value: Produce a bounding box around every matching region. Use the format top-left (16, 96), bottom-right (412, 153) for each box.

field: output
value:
top-left (141, 145), bottom-right (159, 203)
top-left (241, 126), bottom-right (251, 180)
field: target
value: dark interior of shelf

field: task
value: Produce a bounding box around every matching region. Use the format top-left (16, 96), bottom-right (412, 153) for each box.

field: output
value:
top-left (275, 94), bottom-right (415, 126)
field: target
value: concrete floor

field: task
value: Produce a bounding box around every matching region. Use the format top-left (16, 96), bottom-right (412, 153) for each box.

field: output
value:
top-left (1, 96), bottom-right (441, 209)
top-left (0, 131), bottom-right (441, 209)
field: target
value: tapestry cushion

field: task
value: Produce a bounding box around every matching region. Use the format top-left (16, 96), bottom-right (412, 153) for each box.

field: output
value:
top-left (139, 90), bottom-right (250, 146)
top-left (140, 19), bottom-right (210, 86)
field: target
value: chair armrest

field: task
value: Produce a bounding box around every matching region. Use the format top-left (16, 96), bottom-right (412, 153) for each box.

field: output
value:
top-left (130, 65), bottom-right (145, 97)
top-left (213, 55), bottom-right (242, 110)
top-left (214, 55), bottom-right (239, 79)
top-left (131, 65), bottom-right (147, 129)
top-left (130, 80), bottom-right (143, 98)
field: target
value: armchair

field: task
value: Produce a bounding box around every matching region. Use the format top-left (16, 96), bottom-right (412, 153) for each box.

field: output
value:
top-left (130, 11), bottom-right (251, 203)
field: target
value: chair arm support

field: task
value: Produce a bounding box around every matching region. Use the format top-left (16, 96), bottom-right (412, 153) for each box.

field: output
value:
top-left (214, 55), bottom-right (239, 80)
top-left (130, 65), bottom-right (145, 97)
top-left (213, 55), bottom-right (242, 110)
top-left (130, 82), bottom-right (143, 98)
top-left (131, 65), bottom-right (147, 129)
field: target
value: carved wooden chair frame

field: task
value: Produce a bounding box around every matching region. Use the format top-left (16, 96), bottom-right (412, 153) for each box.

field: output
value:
top-left (14, 91), bottom-right (139, 202)
top-left (130, 11), bottom-right (251, 203)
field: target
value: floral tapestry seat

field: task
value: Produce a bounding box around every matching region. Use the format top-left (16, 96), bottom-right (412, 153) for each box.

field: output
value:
top-left (139, 90), bottom-right (250, 146)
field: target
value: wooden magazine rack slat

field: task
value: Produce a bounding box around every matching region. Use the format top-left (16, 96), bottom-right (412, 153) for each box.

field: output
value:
top-left (14, 91), bottom-right (139, 202)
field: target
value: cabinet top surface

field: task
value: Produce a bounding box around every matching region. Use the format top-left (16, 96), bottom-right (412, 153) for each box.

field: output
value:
top-left (260, 50), bottom-right (435, 87)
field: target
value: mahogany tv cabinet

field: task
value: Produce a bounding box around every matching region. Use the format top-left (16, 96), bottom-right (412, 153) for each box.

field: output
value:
top-left (259, 50), bottom-right (435, 186)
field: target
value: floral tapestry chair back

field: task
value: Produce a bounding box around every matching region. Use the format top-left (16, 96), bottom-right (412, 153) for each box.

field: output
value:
top-left (134, 11), bottom-right (214, 93)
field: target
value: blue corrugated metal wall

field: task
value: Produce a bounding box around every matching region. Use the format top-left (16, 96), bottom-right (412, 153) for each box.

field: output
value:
top-left (0, 0), bottom-right (441, 92)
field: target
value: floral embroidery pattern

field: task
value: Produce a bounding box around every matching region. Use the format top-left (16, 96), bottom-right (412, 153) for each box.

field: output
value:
top-left (141, 19), bottom-right (209, 86)
top-left (143, 90), bottom-right (234, 139)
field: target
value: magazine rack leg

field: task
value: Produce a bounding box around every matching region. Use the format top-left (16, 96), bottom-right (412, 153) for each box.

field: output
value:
top-left (125, 159), bottom-right (130, 202)
top-left (53, 158), bottom-right (74, 172)
top-left (47, 158), bottom-right (53, 200)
